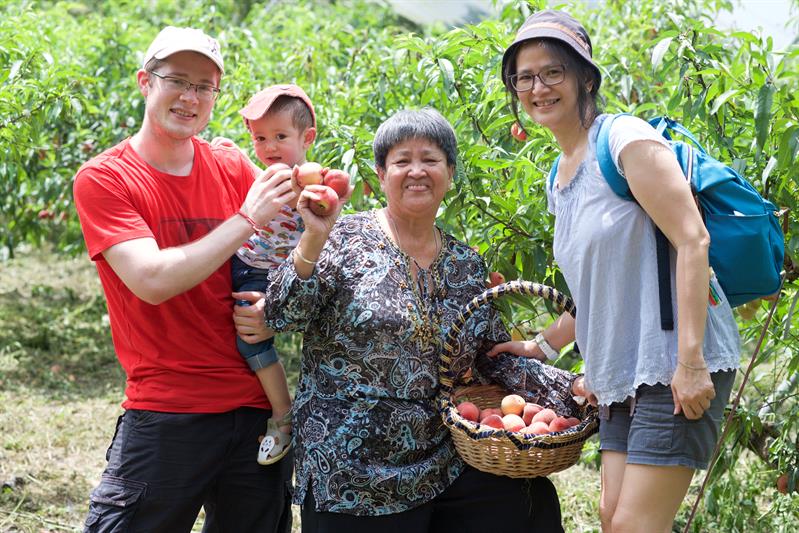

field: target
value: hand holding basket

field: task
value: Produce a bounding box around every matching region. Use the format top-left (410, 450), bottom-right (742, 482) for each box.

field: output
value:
top-left (438, 280), bottom-right (599, 478)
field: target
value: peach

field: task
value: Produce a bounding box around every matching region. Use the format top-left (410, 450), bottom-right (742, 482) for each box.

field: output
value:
top-left (479, 407), bottom-right (503, 422)
top-left (501, 394), bottom-right (525, 416)
top-left (510, 122), bottom-right (528, 142)
top-left (532, 408), bottom-right (556, 425)
top-left (529, 421), bottom-right (551, 435)
top-left (777, 473), bottom-right (791, 494)
top-left (487, 271), bottom-right (506, 288)
top-left (522, 403), bottom-right (544, 425)
top-left (481, 414), bottom-right (504, 429)
top-left (502, 414), bottom-right (526, 432)
top-left (548, 416), bottom-right (571, 433)
top-left (566, 417), bottom-right (581, 428)
top-left (308, 185), bottom-right (339, 216)
top-left (456, 401), bottom-right (479, 422)
top-left (322, 169), bottom-right (350, 198)
top-left (296, 162), bottom-right (324, 187)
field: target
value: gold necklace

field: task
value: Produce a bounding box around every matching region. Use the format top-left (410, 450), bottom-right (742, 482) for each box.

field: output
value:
top-left (382, 209), bottom-right (444, 351)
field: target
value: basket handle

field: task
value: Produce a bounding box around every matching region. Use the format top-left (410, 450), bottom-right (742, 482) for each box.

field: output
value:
top-left (439, 281), bottom-right (576, 395)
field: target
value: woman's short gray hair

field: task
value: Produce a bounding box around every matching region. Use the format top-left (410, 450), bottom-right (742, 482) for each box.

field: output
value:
top-left (373, 108), bottom-right (458, 170)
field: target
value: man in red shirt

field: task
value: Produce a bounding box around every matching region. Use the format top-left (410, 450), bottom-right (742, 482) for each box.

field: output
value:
top-left (73, 26), bottom-right (294, 532)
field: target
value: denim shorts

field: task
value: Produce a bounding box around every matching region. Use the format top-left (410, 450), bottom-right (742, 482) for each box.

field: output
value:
top-left (231, 255), bottom-right (279, 370)
top-left (598, 370), bottom-right (736, 470)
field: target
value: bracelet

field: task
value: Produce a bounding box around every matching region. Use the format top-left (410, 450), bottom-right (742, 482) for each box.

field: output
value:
top-left (534, 332), bottom-right (560, 361)
top-left (237, 209), bottom-right (259, 231)
top-left (294, 247), bottom-right (317, 266)
top-left (677, 359), bottom-right (708, 371)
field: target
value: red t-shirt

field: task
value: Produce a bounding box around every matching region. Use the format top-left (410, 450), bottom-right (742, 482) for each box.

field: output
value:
top-left (73, 137), bottom-right (268, 412)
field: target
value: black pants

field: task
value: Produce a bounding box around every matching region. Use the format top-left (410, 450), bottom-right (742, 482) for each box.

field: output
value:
top-left (301, 465), bottom-right (563, 533)
top-left (83, 407), bottom-right (293, 533)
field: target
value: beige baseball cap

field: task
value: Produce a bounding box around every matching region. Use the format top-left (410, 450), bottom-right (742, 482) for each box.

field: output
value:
top-left (142, 26), bottom-right (224, 74)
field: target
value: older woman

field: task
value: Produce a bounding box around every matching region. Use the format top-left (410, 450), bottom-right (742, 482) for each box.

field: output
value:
top-left (492, 10), bottom-right (740, 533)
top-left (261, 108), bottom-right (578, 532)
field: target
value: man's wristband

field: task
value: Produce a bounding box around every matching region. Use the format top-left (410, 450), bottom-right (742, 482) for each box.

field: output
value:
top-left (237, 209), bottom-right (260, 231)
top-left (534, 332), bottom-right (560, 361)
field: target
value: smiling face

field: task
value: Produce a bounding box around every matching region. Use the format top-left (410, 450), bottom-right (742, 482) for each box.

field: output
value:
top-left (249, 109), bottom-right (315, 168)
top-left (378, 137), bottom-right (454, 221)
top-left (514, 41), bottom-right (582, 134)
top-left (139, 51), bottom-right (221, 142)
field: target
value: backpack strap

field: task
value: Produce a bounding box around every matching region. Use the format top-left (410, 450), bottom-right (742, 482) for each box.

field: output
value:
top-left (595, 114), bottom-right (636, 201)
top-left (653, 230), bottom-right (674, 330)
top-left (649, 117), bottom-right (708, 155)
top-left (548, 154), bottom-right (560, 193)
top-left (596, 113), bottom-right (675, 330)
top-left (549, 113), bottom-right (636, 199)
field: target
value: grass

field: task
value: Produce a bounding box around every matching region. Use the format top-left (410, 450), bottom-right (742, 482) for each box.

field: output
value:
top-left (1, 247), bottom-right (796, 532)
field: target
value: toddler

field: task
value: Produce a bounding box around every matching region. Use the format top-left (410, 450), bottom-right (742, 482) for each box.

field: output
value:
top-left (232, 84), bottom-right (316, 464)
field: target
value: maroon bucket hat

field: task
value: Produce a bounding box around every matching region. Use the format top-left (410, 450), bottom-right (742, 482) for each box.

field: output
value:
top-left (501, 10), bottom-right (601, 90)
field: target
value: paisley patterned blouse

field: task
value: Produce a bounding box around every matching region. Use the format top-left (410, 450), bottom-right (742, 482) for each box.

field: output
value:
top-left (264, 210), bottom-right (578, 516)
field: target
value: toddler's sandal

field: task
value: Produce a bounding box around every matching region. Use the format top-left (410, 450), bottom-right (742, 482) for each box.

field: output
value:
top-left (257, 413), bottom-right (292, 465)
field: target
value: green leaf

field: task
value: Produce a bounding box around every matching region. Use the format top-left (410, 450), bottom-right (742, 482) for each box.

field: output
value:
top-left (8, 60), bottom-right (23, 81)
top-left (777, 126), bottom-right (799, 170)
top-left (341, 148), bottom-right (355, 167)
top-left (761, 156), bottom-right (777, 183)
top-left (651, 37), bottom-right (673, 71)
top-left (754, 83), bottom-right (775, 155)
top-left (709, 89), bottom-right (739, 115)
top-left (438, 57), bottom-right (456, 101)
top-left (666, 87), bottom-right (682, 115)
top-left (70, 97), bottom-right (83, 116)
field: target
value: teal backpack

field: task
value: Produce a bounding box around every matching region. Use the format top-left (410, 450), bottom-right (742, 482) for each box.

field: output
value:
top-left (549, 114), bottom-right (784, 329)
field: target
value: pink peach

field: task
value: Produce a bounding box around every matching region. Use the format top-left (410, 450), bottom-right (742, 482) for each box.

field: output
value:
top-left (529, 421), bottom-right (551, 435)
top-left (522, 403), bottom-right (543, 425)
top-left (456, 401), bottom-right (479, 422)
top-left (481, 414), bottom-right (504, 429)
top-left (548, 416), bottom-right (571, 433)
top-left (532, 408), bottom-right (556, 425)
top-left (479, 407), bottom-right (503, 421)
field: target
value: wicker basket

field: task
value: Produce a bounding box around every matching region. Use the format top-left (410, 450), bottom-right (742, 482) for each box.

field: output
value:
top-left (438, 280), bottom-right (599, 478)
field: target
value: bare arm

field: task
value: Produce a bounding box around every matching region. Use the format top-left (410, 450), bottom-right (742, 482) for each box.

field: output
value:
top-left (622, 140), bottom-right (715, 419)
top-left (292, 181), bottom-right (353, 280)
top-left (486, 311), bottom-right (575, 360)
top-left (231, 172), bottom-right (352, 342)
top-left (104, 165), bottom-right (297, 305)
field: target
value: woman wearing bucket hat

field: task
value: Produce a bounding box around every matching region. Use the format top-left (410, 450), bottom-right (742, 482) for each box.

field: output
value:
top-left (490, 9), bottom-right (740, 533)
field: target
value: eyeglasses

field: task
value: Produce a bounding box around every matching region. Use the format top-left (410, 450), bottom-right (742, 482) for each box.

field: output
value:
top-left (148, 71), bottom-right (221, 101)
top-left (509, 65), bottom-right (566, 92)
